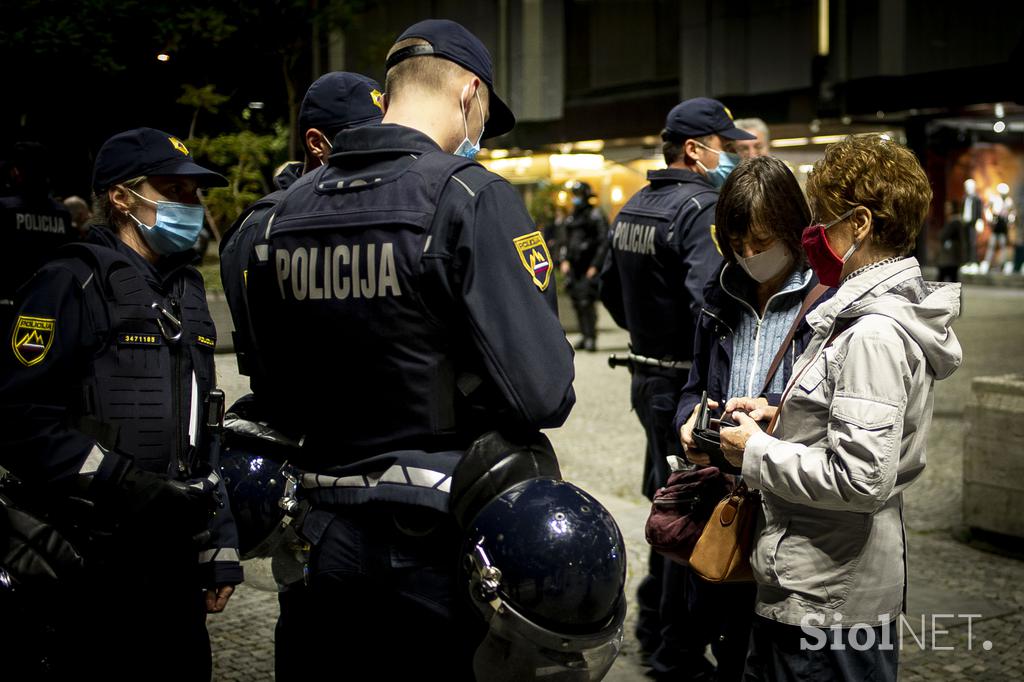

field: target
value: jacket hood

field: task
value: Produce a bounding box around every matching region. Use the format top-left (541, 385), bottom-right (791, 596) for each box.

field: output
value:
top-left (808, 257), bottom-right (963, 380)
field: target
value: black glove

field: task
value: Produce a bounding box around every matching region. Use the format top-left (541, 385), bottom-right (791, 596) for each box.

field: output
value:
top-left (112, 465), bottom-right (217, 542)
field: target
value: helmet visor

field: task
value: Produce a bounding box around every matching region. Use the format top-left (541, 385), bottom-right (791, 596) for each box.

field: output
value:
top-left (471, 596), bottom-right (624, 681)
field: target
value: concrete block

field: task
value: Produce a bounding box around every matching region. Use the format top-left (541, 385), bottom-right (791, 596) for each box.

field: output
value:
top-left (963, 374), bottom-right (1024, 538)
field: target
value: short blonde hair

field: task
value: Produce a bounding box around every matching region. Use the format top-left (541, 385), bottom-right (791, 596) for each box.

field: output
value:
top-left (806, 135), bottom-right (932, 255)
top-left (385, 38), bottom-right (488, 102)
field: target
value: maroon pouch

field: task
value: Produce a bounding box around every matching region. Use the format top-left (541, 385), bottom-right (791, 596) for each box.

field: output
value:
top-left (644, 466), bottom-right (736, 565)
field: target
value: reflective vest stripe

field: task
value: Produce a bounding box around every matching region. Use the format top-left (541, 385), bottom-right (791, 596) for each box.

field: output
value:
top-left (300, 465), bottom-right (451, 493)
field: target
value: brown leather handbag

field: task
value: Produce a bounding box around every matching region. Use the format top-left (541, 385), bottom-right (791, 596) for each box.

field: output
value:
top-left (688, 481), bottom-right (760, 582)
top-left (645, 466), bottom-right (736, 565)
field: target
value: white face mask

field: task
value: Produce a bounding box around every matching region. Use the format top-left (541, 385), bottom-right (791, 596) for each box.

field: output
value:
top-left (733, 241), bottom-right (794, 283)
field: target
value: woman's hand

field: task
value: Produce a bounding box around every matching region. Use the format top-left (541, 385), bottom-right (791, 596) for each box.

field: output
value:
top-left (720, 412), bottom-right (763, 468)
top-left (679, 400), bottom-right (717, 466)
top-left (725, 396), bottom-right (777, 423)
top-left (205, 585), bottom-right (235, 613)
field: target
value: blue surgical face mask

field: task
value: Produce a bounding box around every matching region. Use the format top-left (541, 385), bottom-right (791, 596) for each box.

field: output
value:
top-left (126, 186), bottom-right (205, 255)
top-left (695, 142), bottom-right (740, 188)
top-left (454, 85), bottom-right (484, 160)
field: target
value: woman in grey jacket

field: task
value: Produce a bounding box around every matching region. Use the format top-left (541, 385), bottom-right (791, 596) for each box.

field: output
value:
top-left (719, 134), bottom-right (963, 680)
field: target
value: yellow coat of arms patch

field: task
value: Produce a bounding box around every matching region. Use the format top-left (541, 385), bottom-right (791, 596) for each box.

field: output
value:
top-left (513, 231), bottom-right (552, 291)
top-left (12, 315), bottom-right (55, 366)
top-left (370, 89), bottom-right (385, 112)
top-left (169, 136), bottom-right (190, 156)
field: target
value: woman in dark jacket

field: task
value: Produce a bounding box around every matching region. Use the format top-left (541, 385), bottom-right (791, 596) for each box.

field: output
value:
top-left (672, 157), bottom-right (834, 682)
top-left (676, 158), bottom-right (834, 443)
top-left (0, 128), bottom-right (242, 679)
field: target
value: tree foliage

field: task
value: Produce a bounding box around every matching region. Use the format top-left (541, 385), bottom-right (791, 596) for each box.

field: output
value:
top-left (187, 126), bottom-right (288, 233)
top-left (178, 84), bottom-right (231, 139)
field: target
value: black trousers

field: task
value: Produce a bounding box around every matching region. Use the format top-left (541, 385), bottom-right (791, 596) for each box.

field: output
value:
top-left (276, 583), bottom-right (312, 682)
top-left (744, 615), bottom-right (899, 682)
top-left (295, 504), bottom-right (483, 681)
top-left (3, 543), bottom-right (211, 681)
top-left (568, 271), bottom-right (599, 342)
top-left (632, 370), bottom-right (719, 679)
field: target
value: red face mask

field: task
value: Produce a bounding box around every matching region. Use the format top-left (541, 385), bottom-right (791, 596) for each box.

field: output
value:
top-left (801, 209), bottom-right (857, 287)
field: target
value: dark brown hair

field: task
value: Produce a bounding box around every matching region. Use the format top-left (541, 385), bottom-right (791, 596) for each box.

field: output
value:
top-left (806, 134), bottom-right (932, 255)
top-left (661, 130), bottom-right (711, 167)
top-left (715, 156), bottom-right (810, 264)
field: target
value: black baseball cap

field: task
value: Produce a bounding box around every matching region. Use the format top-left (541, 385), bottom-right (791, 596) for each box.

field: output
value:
top-left (299, 72), bottom-right (385, 135)
top-left (386, 19), bottom-right (515, 139)
top-left (663, 98), bottom-right (756, 142)
top-left (92, 128), bottom-right (227, 193)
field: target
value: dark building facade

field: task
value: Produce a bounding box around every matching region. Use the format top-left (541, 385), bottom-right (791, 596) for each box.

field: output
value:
top-left (328, 0), bottom-right (1023, 263)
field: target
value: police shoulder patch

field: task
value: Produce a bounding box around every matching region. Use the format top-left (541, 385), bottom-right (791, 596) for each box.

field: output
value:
top-left (709, 224), bottom-right (722, 256)
top-left (12, 315), bottom-right (55, 367)
top-left (513, 231), bottom-right (552, 292)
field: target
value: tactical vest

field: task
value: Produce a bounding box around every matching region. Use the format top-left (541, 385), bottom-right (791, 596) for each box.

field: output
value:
top-left (609, 178), bottom-right (717, 360)
top-left (220, 190), bottom-right (285, 380)
top-left (247, 149), bottom-right (477, 464)
top-left (564, 206), bottom-right (604, 265)
top-left (65, 243), bottom-right (218, 477)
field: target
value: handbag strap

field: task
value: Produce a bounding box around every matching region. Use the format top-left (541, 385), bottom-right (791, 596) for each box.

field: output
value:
top-left (766, 316), bottom-right (848, 435)
top-left (758, 284), bottom-right (829, 398)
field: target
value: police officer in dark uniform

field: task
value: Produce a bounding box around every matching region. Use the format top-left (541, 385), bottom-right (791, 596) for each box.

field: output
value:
top-left (219, 70), bottom-right (383, 682)
top-left (220, 71), bottom-right (383, 390)
top-left (245, 19), bottom-right (577, 680)
top-left (0, 128), bottom-right (243, 680)
top-left (560, 180), bottom-right (609, 351)
top-left (599, 97), bottom-right (751, 681)
top-left (0, 142), bottom-right (73, 329)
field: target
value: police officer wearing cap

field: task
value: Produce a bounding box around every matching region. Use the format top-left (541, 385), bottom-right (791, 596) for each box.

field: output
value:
top-left (0, 128), bottom-right (243, 679)
top-left (244, 19), bottom-right (584, 680)
top-left (599, 97), bottom-right (752, 680)
top-left (220, 71), bottom-right (383, 392)
top-left (0, 142), bottom-right (73, 329)
top-left (219, 70), bottom-right (383, 682)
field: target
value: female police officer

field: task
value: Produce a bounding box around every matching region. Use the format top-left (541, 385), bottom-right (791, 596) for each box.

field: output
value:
top-left (0, 128), bottom-right (242, 679)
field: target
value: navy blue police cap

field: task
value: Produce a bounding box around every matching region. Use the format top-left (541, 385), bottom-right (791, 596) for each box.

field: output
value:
top-left (386, 19), bottom-right (515, 139)
top-left (663, 98), bottom-right (756, 142)
top-left (299, 72), bottom-right (385, 136)
top-left (92, 128), bottom-right (227, 193)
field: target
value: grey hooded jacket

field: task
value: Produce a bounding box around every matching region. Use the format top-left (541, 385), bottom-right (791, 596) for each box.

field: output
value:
top-left (742, 257), bottom-right (962, 627)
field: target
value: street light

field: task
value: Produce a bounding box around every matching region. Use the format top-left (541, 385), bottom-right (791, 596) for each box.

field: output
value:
top-left (157, 52), bottom-right (170, 62)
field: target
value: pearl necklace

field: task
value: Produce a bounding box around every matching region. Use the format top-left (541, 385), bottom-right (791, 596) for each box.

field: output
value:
top-left (841, 256), bottom-right (904, 285)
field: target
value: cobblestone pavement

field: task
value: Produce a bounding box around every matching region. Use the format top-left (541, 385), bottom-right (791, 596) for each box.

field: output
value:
top-left (209, 285), bottom-right (1024, 681)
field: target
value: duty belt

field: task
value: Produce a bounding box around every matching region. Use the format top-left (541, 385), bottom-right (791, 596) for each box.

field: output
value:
top-left (607, 352), bottom-right (691, 371)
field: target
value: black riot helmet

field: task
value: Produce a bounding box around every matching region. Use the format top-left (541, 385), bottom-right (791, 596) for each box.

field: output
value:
top-left (463, 478), bottom-right (627, 681)
top-left (219, 396), bottom-right (307, 591)
top-left (566, 179), bottom-right (594, 202)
